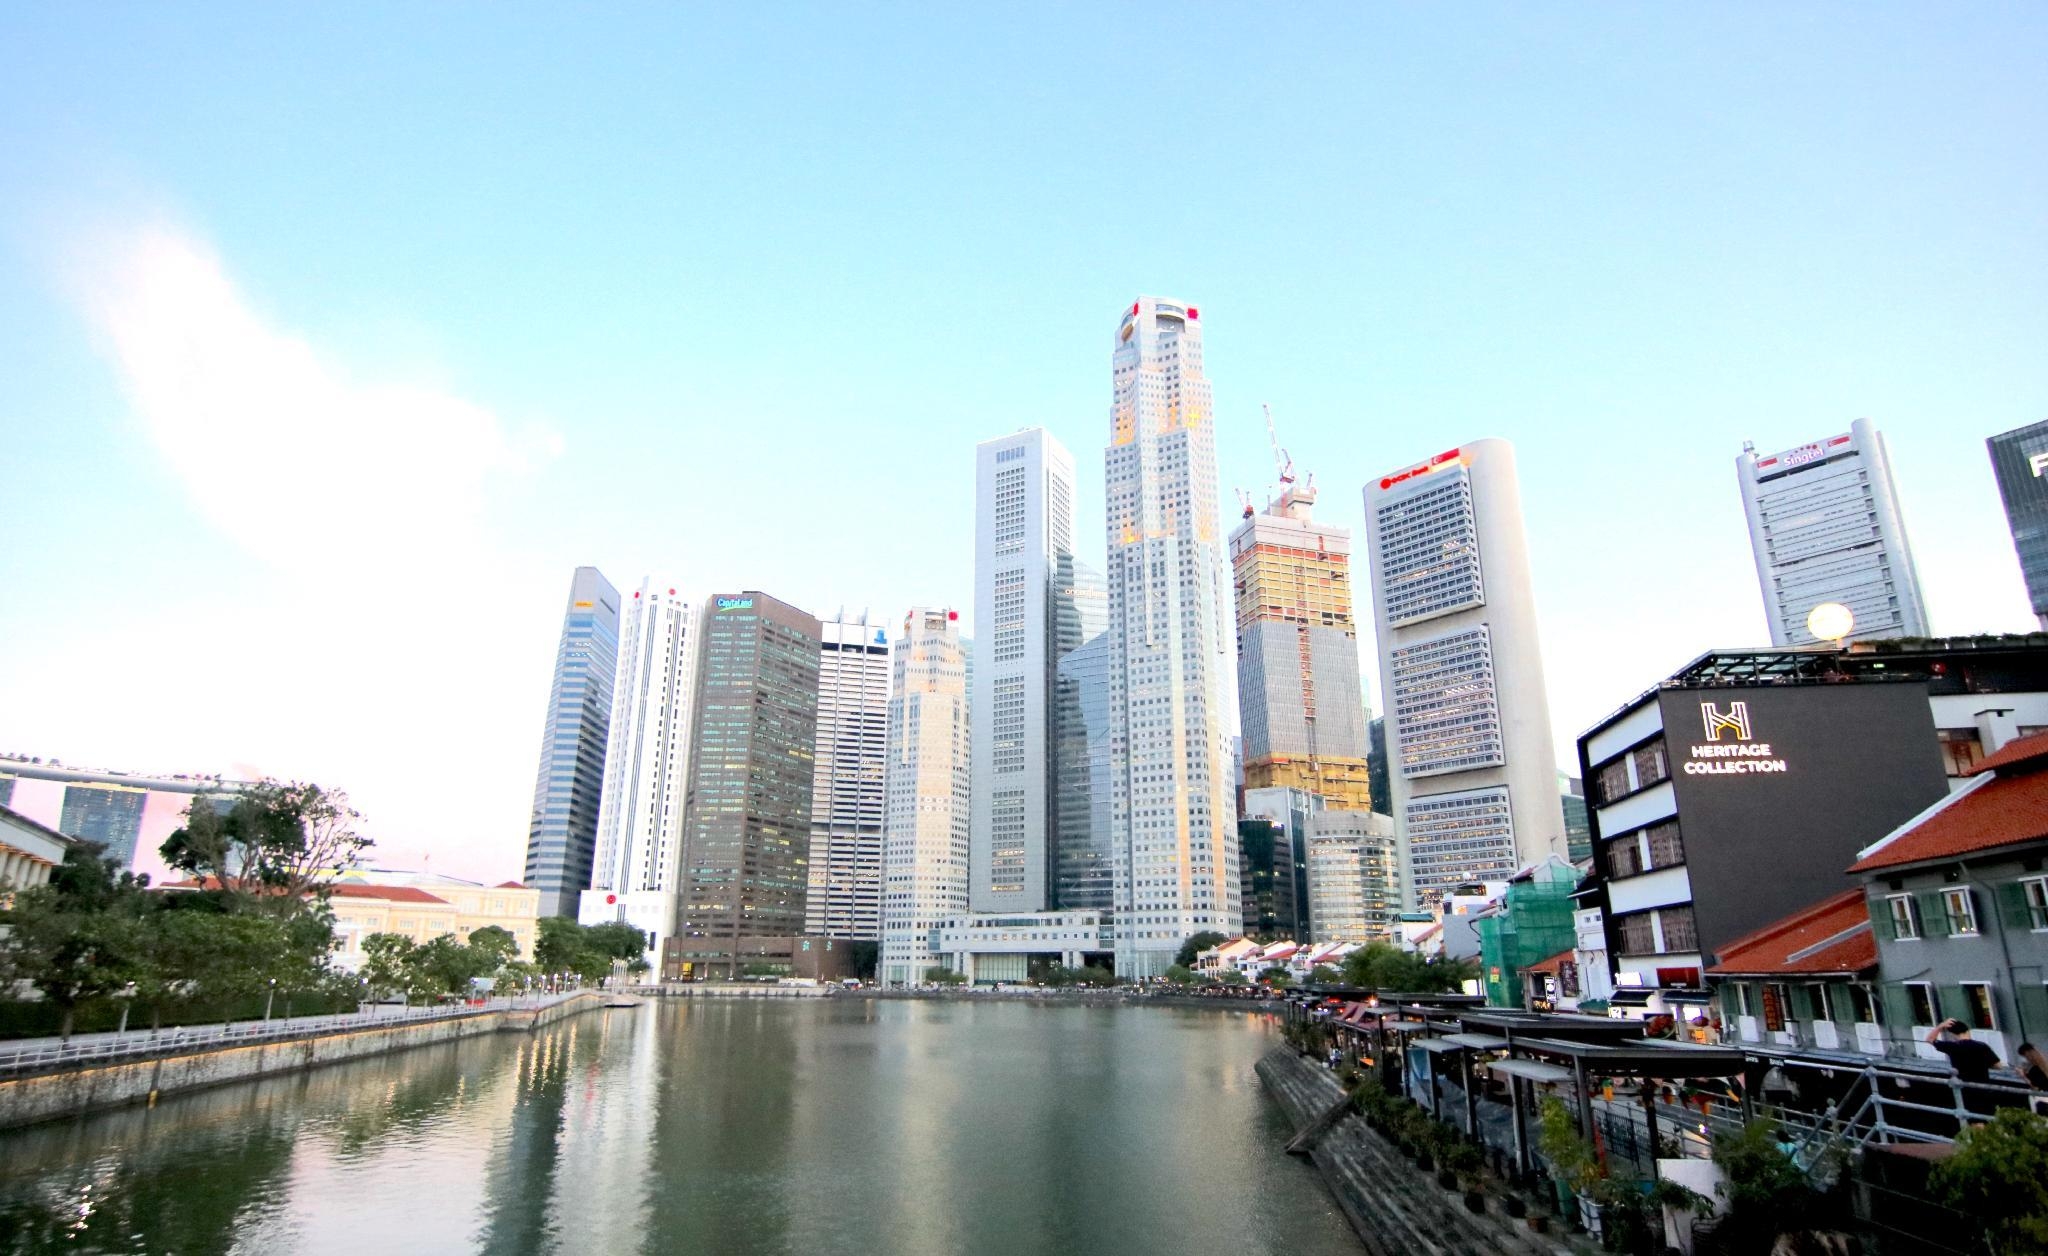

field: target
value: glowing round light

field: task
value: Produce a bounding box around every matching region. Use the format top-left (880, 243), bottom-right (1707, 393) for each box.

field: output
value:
top-left (1807, 602), bottom-right (1855, 642)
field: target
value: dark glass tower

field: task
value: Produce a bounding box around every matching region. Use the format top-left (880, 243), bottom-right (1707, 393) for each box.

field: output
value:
top-left (675, 592), bottom-right (822, 978)
top-left (58, 786), bottom-right (147, 863)
top-left (522, 567), bottom-right (622, 919)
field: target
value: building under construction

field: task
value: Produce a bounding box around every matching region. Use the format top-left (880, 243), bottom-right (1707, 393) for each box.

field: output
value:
top-left (1229, 414), bottom-right (1373, 812)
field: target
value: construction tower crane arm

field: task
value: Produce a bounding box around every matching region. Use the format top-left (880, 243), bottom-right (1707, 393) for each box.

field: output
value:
top-left (1263, 402), bottom-right (1295, 486)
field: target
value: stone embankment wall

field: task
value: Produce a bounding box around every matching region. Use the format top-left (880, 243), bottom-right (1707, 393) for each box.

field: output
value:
top-left (1257, 1047), bottom-right (1575, 1256)
top-left (0, 992), bottom-right (603, 1131)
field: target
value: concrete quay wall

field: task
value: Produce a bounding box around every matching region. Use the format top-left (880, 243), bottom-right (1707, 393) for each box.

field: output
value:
top-left (1256, 1047), bottom-right (1573, 1256)
top-left (0, 992), bottom-right (603, 1131)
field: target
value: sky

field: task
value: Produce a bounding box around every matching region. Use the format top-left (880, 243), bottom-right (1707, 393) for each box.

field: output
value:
top-left (2, 6), bottom-right (2046, 882)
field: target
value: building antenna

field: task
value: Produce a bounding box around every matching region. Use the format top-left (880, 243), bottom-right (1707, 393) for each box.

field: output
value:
top-left (1263, 402), bottom-right (1295, 487)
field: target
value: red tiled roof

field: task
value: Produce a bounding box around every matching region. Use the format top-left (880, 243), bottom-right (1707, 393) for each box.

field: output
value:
top-left (1706, 889), bottom-right (1878, 977)
top-left (1848, 766), bottom-right (2048, 874)
top-left (493, 880), bottom-right (527, 889)
top-left (1966, 728), bottom-right (2048, 776)
top-left (328, 883), bottom-right (451, 905)
top-left (1524, 949), bottom-right (1575, 977)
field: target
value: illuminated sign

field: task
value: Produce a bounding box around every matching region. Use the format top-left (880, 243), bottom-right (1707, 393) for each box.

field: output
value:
top-left (573, 600), bottom-right (593, 608)
top-left (715, 596), bottom-right (754, 611)
top-left (1684, 700), bottom-right (1787, 776)
top-left (2031, 452), bottom-right (2048, 479)
top-left (1758, 434), bottom-right (1851, 472)
top-left (1377, 448), bottom-right (1463, 492)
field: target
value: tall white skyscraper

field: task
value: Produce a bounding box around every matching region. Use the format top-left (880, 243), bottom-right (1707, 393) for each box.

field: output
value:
top-left (806, 614), bottom-right (893, 940)
top-left (971, 429), bottom-right (1077, 914)
top-left (578, 580), bottom-right (698, 968)
top-left (1738, 417), bottom-right (1929, 644)
top-left (1363, 439), bottom-right (1565, 910)
top-left (1104, 296), bottom-right (1241, 977)
top-left (879, 608), bottom-right (972, 987)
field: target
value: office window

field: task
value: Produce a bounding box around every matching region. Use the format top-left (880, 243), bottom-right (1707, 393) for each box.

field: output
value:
top-left (1631, 740), bottom-right (1670, 790)
top-left (1809, 984), bottom-right (1833, 1022)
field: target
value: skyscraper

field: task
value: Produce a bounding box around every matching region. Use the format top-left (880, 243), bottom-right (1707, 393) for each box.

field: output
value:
top-left (805, 614), bottom-right (893, 940)
top-left (672, 592), bottom-right (822, 980)
top-left (1230, 479), bottom-right (1372, 810)
top-left (879, 608), bottom-right (972, 987)
top-left (1363, 439), bottom-right (1566, 910)
top-left (971, 429), bottom-right (1078, 914)
top-left (1988, 420), bottom-right (2048, 631)
top-left (1053, 607), bottom-right (1113, 913)
top-left (1105, 296), bottom-right (1241, 976)
top-left (1305, 810), bottom-right (1401, 944)
top-left (1738, 418), bottom-right (1929, 644)
top-left (57, 785), bottom-right (148, 864)
top-left (578, 580), bottom-right (696, 967)
top-left (523, 566), bottom-right (621, 919)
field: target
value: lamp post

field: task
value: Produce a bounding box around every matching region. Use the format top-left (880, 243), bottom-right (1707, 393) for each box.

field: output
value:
top-left (264, 978), bottom-right (277, 1023)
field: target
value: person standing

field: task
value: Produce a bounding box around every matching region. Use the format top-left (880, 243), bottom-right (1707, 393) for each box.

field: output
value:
top-left (2014, 1041), bottom-right (2048, 1091)
top-left (1926, 1019), bottom-right (2004, 1119)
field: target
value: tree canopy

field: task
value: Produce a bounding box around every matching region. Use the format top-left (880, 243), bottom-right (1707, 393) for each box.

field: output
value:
top-left (1174, 931), bottom-right (1228, 968)
top-left (1339, 941), bottom-right (1474, 994)
top-left (534, 917), bottom-right (649, 980)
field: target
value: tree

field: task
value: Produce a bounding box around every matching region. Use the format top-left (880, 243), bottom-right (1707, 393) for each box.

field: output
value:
top-left (1305, 964), bottom-right (1340, 985)
top-left (1931, 1109), bottom-right (2048, 1254)
top-left (160, 781), bottom-right (369, 909)
top-left (468, 926), bottom-right (518, 970)
top-left (360, 933), bottom-right (422, 1003)
top-left (923, 966), bottom-right (966, 986)
top-left (1217, 970), bottom-right (1248, 986)
top-left (1162, 964), bottom-right (1198, 985)
top-left (534, 917), bottom-right (645, 982)
top-left (1340, 941), bottom-right (1474, 994)
top-left (0, 844), bottom-right (149, 1039)
top-left (1175, 931), bottom-right (1228, 968)
top-left (1259, 966), bottom-right (1292, 988)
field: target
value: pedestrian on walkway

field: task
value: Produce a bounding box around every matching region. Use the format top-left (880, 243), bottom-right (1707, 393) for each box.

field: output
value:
top-left (1926, 1019), bottom-right (2003, 1119)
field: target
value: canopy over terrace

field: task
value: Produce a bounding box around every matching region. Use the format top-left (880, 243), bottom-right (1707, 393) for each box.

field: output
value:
top-left (1505, 1037), bottom-right (1752, 1171)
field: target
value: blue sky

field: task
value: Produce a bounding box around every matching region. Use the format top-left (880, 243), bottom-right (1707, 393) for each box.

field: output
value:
top-left (3, 6), bottom-right (2045, 879)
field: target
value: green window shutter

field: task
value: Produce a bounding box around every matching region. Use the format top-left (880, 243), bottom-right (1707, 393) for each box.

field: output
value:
top-left (1882, 983), bottom-right (1915, 1027)
top-left (1917, 890), bottom-right (1949, 937)
top-left (2015, 984), bottom-right (2048, 1041)
top-left (1998, 882), bottom-right (2034, 931)
top-left (1938, 985), bottom-right (1970, 1022)
top-left (1833, 985), bottom-right (1858, 1025)
top-left (1871, 899), bottom-right (1895, 943)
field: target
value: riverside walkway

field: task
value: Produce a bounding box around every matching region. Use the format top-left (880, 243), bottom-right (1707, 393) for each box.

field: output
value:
top-left (0, 993), bottom-right (577, 1079)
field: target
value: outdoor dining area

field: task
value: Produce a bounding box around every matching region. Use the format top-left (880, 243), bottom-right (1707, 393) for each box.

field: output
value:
top-left (1284, 989), bottom-right (1754, 1182)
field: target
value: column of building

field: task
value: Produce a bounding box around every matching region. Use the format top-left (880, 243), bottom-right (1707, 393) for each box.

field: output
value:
top-left (878, 609), bottom-right (972, 987)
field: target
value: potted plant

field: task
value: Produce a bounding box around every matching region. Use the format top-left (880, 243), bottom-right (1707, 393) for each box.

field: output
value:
top-left (1446, 1141), bottom-right (1488, 1213)
top-left (1537, 1096), bottom-right (1600, 1226)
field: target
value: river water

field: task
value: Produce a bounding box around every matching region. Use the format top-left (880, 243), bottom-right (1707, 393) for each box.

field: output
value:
top-left (0, 998), bottom-right (1361, 1255)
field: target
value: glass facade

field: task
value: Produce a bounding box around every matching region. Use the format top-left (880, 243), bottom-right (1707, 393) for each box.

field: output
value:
top-left (1989, 420), bottom-right (2048, 627)
top-left (58, 785), bottom-right (148, 864)
top-left (522, 567), bottom-right (621, 919)
top-left (674, 592), bottom-right (822, 978)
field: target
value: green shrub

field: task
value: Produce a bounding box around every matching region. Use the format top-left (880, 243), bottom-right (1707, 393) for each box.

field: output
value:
top-left (1930, 1109), bottom-right (2048, 1256)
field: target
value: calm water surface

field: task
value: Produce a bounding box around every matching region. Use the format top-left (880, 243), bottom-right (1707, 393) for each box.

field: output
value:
top-left (0, 999), bottom-right (1361, 1255)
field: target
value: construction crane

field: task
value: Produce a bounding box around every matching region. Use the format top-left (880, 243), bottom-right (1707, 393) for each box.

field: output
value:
top-left (1235, 487), bottom-right (1255, 519)
top-left (1263, 403), bottom-right (1295, 487)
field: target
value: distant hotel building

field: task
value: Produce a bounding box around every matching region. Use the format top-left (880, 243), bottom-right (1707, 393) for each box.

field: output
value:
top-left (805, 614), bottom-right (893, 940)
top-left (1738, 418), bottom-right (1928, 644)
top-left (579, 581), bottom-right (697, 968)
top-left (1362, 439), bottom-right (1567, 910)
top-left (971, 429), bottom-right (1079, 914)
top-left (523, 566), bottom-right (621, 919)
top-left (1230, 480), bottom-right (1372, 810)
top-left (0, 758), bottom-right (249, 877)
top-left (1105, 296), bottom-right (1241, 975)
top-left (671, 592), bottom-right (822, 980)
top-left (1988, 420), bottom-right (2048, 631)
top-left (879, 609), bottom-right (972, 987)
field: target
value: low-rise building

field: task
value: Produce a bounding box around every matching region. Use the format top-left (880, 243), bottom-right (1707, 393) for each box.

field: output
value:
top-left (1849, 729), bottom-right (2048, 1063)
top-left (930, 910), bottom-right (1111, 984)
top-left (1472, 855), bottom-right (1579, 1008)
top-left (1, 804), bottom-right (72, 897)
top-left (1195, 936), bottom-right (1263, 977)
top-left (1707, 888), bottom-right (1883, 1055)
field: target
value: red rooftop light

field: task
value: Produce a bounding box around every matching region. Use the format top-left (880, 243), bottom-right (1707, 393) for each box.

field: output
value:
top-left (948, 610), bottom-right (959, 620)
top-left (1187, 306), bottom-right (1199, 320)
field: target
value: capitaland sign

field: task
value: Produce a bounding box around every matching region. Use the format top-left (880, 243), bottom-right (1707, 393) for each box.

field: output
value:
top-left (715, 596), bottom-right (754, 611)
top-left (1682, 701), bottom-right (1790, 776)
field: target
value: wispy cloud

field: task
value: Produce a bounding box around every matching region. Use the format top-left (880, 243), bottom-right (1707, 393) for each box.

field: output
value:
top-left (75, 226), bottom-right (553, 576)
top-left (36, 222), bottom-right (567, 879)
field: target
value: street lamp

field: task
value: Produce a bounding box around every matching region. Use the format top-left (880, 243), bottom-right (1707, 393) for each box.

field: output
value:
top-left (264, 978), bottom-right (277, 1023)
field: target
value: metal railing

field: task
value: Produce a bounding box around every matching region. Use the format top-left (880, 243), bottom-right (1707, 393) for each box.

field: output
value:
top-left (0, 992), bottom-right (577, 1077)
